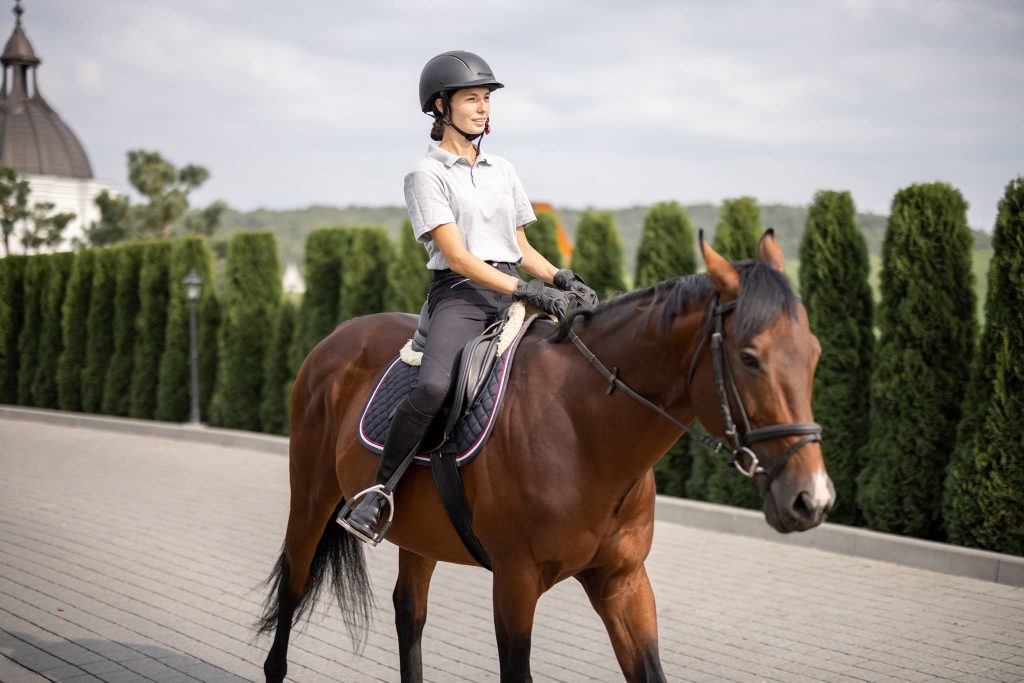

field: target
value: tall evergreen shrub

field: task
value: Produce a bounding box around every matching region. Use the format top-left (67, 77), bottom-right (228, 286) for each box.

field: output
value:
top-left (697, 198), bottom-right (764, 509)
top-left (81, 248), bottom-right (119, 413)
top-left (635, 201), bottom-right (697, 288)
top-left (209, 231), bottom-right (281, 430)
top-left (156, 236), bottom-right (216, 422)
top-left (570, 211), bottom-right (626, 298)
top-left (386, 220), bottom-right (430, 313)
top-left (0, 255), bottom-right (27, 403)
top-left (944, 177), bottom-right (1024, 554)
top-left (712, 197), bottom-right (761, 260)
top-left (17, 256), bottom-right (46, 405)
top-left (293, 228), bottom-right (348, 360)
top-left (31, 252), bottom-right (74, 408)
top-left (799, 191), bottom-right (874, 525)
top-left (261, 299), bottom-right (296, 435)
top-left (199, 292), bottom-right (220, 418)
top-left (340, 227), bottom-right (391, 320)
top-left (129, 241), bottom-right (173, 419)
top-left (858, 182), bottom-right (976, 539)
top-left (57, 250), bottom-right (96, 411)
top-left (529, 211), bottom-right (563, 270)
top-left (102, 244), bottom-right (146, 416)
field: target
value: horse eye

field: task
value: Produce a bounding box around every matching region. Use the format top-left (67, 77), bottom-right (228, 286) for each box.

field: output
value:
top-left (740, 351), bottom-right (760, 369)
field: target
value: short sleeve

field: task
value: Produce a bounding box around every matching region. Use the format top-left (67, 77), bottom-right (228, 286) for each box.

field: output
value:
top-left (510, 165), bottom-right (537, 229)
top-left (404, 170), bottom-right (456, 243)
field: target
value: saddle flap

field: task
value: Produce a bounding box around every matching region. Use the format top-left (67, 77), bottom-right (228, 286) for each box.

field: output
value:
top-left (443, 322), bottom-right (504, 436)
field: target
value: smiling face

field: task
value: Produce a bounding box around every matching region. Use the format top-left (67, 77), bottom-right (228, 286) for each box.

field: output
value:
top-left (435, 86), bottom-right (491, 135)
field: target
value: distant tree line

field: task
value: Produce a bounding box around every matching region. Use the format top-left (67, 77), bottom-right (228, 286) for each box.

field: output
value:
top-left (1, 177), bottom-right (1021, 556)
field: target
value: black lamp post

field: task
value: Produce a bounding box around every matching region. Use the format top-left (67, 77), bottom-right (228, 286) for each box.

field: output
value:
top-left (183, 270), bottom-right (202, 425)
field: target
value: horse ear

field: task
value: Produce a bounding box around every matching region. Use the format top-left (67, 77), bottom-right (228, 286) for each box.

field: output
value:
top-left (757, 228), bottom-right (786, 273)
top-left (699, 230), bottom-right (740, 302)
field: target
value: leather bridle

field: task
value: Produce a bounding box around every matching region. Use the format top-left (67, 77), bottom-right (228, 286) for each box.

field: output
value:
top-left (566, 293), bottom-right (822, 494)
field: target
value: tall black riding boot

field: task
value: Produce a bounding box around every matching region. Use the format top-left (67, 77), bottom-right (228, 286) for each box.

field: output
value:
top-left (337, 398), bottom-right (435, 544)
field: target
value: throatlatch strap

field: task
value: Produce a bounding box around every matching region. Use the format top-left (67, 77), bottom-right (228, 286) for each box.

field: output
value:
top-left (430, 451), bottom-right (492, 571)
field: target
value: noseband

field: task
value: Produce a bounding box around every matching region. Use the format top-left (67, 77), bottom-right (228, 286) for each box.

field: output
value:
top-left (566, 293), bottom-right (822, 494)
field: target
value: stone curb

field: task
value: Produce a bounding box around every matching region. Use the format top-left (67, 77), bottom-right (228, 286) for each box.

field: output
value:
top-left (4, 404), bottom-right (1022, 587)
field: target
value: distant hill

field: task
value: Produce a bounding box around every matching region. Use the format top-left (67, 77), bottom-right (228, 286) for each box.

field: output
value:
top-left (218, 203), bottom-right (991, 277)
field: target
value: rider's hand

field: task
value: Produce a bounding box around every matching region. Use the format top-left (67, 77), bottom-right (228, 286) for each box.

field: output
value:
top-left (513, 279), bottom-right (569, 319)
top-left (553, 269), bottom-right (599, 308)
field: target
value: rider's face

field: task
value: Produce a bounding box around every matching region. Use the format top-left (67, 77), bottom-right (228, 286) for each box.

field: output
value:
top-left (437, 87), bottom-right (491, 134)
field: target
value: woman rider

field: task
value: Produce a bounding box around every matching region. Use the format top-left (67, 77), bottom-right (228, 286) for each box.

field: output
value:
top-left (337, 50), bottom-right (598, 544)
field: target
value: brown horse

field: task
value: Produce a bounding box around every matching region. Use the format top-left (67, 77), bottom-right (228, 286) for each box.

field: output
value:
top-left (257, 232), bottom-right (834, 682)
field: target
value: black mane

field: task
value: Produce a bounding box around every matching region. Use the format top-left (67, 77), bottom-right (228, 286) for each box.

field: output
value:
top-left (549, 261), bottom-right (798, 344)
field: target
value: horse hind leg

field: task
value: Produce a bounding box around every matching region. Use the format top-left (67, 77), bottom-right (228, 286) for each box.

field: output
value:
top-left (576, 564), bottom-right (666, 683)
top-left (393, 548), bottom-right (437, 683)
top-left (257, 499), bottom-right (372, 683)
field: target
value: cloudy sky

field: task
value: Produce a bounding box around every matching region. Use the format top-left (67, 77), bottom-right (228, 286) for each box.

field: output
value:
top-left (19, 0), bottom-right (1024, 229)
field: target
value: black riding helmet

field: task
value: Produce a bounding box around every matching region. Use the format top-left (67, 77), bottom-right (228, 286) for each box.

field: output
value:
top-left (419, 50), bottom-right (503, 152)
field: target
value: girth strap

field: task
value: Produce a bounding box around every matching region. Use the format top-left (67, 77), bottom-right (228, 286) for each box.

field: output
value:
top-left (430, 450), bottom-right (492, 571)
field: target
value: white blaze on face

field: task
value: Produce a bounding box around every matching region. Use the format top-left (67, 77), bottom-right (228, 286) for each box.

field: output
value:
top-left (810, 470), bottom-right (833, 509)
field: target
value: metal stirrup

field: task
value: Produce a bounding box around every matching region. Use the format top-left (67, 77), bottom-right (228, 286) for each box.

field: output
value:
top-left (335, 485), bottom-right (396, 547)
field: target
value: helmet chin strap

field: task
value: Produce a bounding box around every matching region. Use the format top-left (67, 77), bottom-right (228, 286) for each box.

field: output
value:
top-left (440, 91), bottom-right (490, 155)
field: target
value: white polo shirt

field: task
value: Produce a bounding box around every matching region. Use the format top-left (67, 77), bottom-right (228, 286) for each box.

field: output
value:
top-left (403, 143), bottom-right (537, 270)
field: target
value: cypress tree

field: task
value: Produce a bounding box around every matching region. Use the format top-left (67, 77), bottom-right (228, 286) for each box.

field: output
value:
top-left (57, 249), bottom-right (96, 411)
top-left (698, 197), bottom-right (766, 508)
top-left (631, 201), bottom-right (699, 496)
top-left (944, 177), bottom-right (1024, 554)
top-left (198, 291), bottom-right (220, 419)
top-left (129, 241), bottom-right (173, 419)
top-left (0, 255), bottom-right (27, 403)
top-left (209, 231), bottom-right (281, 431)
top-left (261, 298), bottom-right (296, 435)
top-left (30, 252), bottom-right (74, 408)
top-left (529, 210), bottom-right (563, 270)
top-left (570, 211), bottom-right (626, 298)
top-left (81, 247), bottom-right (119, 413)
top-left (858, 182), bottom-right (976, 539)
top-left (340, 227), bottom-right (391, 320)
top-left (712, 197), bottom-right (761, 260)
top-left (799, 191), bottom-right (874, 525)
top-left (293, 228), bottom-right (348, 360)
top-left (635, 201), bottom-right (697, 288)
top-left (385, 220), bottom-right (430, 313)
top-left (17, 255), bottom-right (46, 405)
top-left (102, 244), bottom-right (146, 416)
top-left (155, 236), bottom-right (216, 422)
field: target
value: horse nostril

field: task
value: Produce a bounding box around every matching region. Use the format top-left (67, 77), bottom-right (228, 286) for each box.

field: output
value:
top-left (790, 491), bottom-right (815, 521)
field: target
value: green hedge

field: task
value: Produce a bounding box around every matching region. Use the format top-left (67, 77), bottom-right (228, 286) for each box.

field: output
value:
top-left (858, 183), bottom-right (976, 539)
top-left (341, 227), bottom-right (391, 320)
top-left (712, 197), bottom-right (761, 260)
top-left (635, 201), bottom-right (696, 288)
top-left (261, 298), bottom-right (296, 435)
top-left (209, 231), bottom-right (281, 430)
top-left (156, 236), bottom-right (216, 422)
top-left (102, 244), bottom-right (146, 416)
top-left (57, 249), bottom-right (96, 411)
top-left (944, 176), bottom-right (1024, 554)
top-left (31, 251), bottom-right (74, 408)
top-left (293, 227), bottom-right (348, 362)
top-left (16, 255), bottom-right (46, 405)
top-left (129, 241), bottom-right (173, 419)
top-left (571, 211), bottom-right (626, 298)
top-left (0, 255), bottom-right (27, 403)
top-left (386, 220), bottom-right (430, 312)
top-left (798, 191), bottom-right (874, 525)
top-left (81, 248), bottom-right (119, 413)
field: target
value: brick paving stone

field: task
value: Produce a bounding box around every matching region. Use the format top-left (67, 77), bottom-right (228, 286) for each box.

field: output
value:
top-left (3, 417), bottom-right (1024, 682)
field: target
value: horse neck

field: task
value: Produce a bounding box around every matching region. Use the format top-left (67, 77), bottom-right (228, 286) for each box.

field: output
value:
top-left (563, 288), bottom-right (712, 488)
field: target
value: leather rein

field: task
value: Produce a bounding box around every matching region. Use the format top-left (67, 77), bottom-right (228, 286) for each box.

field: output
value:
top-left (565, 293), bottom-right (822, 494)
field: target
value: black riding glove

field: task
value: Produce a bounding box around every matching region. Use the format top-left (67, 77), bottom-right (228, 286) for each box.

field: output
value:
top-left (553, 269), bottom-right (599, 308)
top-left (513, 279), bottom-right (569, 319)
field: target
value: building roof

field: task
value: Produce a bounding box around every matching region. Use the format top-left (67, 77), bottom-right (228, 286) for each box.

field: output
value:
top-left (0, 1), bottom-right (93, 179)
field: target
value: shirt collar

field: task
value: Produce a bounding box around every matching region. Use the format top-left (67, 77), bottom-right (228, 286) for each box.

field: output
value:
top-left (426, 143), bottom-right (492, 168)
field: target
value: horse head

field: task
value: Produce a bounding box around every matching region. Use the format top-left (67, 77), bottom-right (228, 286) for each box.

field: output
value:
top-left (689, 230), bottom-right (835, 532)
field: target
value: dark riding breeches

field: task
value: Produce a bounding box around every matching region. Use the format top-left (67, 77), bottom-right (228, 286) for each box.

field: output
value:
top-left (407, 262), bottom-right (516, 419)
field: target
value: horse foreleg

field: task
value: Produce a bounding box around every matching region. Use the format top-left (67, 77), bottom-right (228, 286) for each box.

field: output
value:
top-left (261, 502), bottom-right (338, 683)
top-left (576, 564), bottom-right (666, 683)
top-left (493, 569), bottom-right (542, 683)
top-left (393, 548), bottom-right (437, 683)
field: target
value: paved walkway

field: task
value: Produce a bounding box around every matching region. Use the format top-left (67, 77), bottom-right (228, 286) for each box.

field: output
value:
top-left (1, 418), bottom-right (1022, 683)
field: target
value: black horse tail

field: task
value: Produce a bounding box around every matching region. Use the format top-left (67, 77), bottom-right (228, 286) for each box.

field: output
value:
top-left (255, 500), bottom-right (374, 647)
